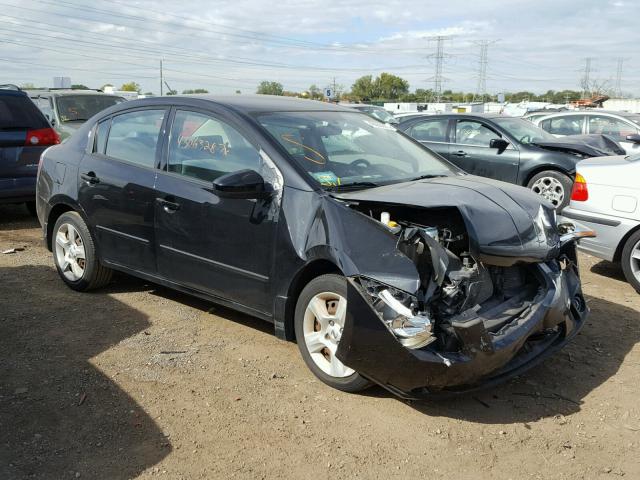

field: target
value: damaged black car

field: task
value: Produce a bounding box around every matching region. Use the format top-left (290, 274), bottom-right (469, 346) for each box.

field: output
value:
top-left (36, 96), bottom-right (593, 398)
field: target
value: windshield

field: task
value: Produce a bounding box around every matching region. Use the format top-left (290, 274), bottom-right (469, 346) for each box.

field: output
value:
top-left (257, 111), bottom-right (456, 190)
top-left (493, 117), bottom-right (556, 144)
top-left (55, 95), bottom-right (124, 122)
top-left (627, 115), bottom-right (640, 126)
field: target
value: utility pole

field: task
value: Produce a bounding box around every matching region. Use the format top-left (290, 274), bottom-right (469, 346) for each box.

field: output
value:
top-left (427, 36), bottom-right (449, 103)
top-left (473, 40), bottom-right (497, 103)
top-left (615, 57), bottom-right (625, 98)
top-left (581, 58), bottom-right (592, 99)
top-left (160, 59), bottom-right (163, 96)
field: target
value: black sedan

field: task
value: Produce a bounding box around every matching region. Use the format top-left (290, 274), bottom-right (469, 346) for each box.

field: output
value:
top-left (399, 113), bottom-right (623, 209)
top-left (36, 96), bottom-right (590, 398)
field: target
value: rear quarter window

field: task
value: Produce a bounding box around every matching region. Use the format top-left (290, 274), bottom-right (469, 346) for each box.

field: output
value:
top-left (0, 94), bottom-right (49, 129)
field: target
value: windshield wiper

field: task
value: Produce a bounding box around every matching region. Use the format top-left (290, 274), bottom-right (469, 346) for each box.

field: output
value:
top-left (408, 174), bottom-right (447, 181)
top-left (327, 181), bottom-right (380, 191)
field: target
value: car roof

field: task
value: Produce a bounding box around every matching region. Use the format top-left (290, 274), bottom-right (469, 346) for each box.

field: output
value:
top-left (0, 88), bottom-right (29, 98)
top-left (28, 90), bottom-right (121, 97)
top-left (110, 94), bottom-right (356, 115)
top-left (537, 110), bottom-right (640, 118)
top-left (407, 112), bottom-right (505, 120)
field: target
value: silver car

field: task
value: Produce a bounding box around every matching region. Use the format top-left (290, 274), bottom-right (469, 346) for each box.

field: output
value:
top-left (533, 110), bottom-right (640, 155)
top-left (562, 153), bottom-right (640, 292)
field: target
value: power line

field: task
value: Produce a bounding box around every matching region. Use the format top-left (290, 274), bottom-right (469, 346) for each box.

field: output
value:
top-left (615, 57), bottom-right (625, 98)
top-left (581, 57), bottom-right (592, 98)
top-left (426, 36), bottom-right (450, 102)
top-left (472, 40), bottom-right (498, 102)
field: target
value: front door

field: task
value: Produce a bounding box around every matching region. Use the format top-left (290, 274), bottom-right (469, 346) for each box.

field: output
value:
top-left (449, 119), bottom-right (520, 183)
top-left (78, 108), bottom-right (167, 273)
top-left (154, 108), bottom-right (278, 315)
top-left (587, 115), bottom-right (640, 155)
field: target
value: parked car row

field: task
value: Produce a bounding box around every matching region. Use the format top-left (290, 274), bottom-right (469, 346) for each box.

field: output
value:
top-left (0, 85), bottom-right (124, 212)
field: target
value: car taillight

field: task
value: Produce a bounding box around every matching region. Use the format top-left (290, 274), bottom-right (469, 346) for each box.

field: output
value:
top-left (25, 128), bottom-right (60, 146)
top-left (571, 173), bottom-right (588, 201)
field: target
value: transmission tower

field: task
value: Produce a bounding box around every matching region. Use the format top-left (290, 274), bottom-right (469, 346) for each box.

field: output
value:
top-left (615, 57), bottom-right (625, 98)
top-left (426, 36), bottom-right (449, 103)
top-left (473, 40), bottom-right (497, 103)
top-left (581, 58), bottom-right (592, 99)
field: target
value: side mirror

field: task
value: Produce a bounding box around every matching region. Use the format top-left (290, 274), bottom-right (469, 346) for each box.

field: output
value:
top-left (489, 138), bottom-right (509, 150)
top-left (625, 133), bottom-right (640, 144)
top-left (213, 169), bottom-right (271, 199)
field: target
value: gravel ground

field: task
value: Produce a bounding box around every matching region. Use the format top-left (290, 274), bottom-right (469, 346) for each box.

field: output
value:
top-left (1, 203), bottom-right (639, 480)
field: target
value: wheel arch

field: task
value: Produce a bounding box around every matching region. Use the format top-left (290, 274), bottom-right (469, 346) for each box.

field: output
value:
top-left (45, 197), bottom-right (89, 251)
top-left (614, 223), bottom-right (640, 262)
top-left (523, 164), bottom-right (574, 188)
top-left (282, 259), bottom-right (343, 341)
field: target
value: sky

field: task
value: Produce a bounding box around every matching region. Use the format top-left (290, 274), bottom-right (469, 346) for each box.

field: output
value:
top-left (1, 0), bottom-right (639, 97)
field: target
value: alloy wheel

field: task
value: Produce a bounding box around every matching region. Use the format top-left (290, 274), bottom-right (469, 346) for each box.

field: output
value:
top-left (54, 223), bottom-right (86, 281)
top-left (302, 292), bottom-right (354, 378)
top-left (531, 176), bottom-right (565, 207)
top-left (629, 238), bottom-right (640, 283)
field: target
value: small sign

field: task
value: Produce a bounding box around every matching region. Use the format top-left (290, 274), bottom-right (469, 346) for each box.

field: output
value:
top-left (324, 88), bottom-right (334, 99)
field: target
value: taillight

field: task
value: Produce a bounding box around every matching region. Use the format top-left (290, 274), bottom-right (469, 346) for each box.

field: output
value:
top-left (571, 172), bottom-right (588, 201)
top-left (25, 128), bottom-right (60, 146)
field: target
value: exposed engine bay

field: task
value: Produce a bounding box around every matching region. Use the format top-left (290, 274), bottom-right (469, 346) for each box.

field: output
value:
top-left (349, 203), bottom-right (551, 355)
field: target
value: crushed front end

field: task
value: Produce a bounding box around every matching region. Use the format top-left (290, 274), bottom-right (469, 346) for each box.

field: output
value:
top-left (335, 203), bottom-right (592, 398)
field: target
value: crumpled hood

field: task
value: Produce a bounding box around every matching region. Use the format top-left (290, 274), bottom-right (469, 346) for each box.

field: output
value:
top-left (334, 174), bottom-right (561, 266)
top-left (532, 134), bottom-right (625, 157)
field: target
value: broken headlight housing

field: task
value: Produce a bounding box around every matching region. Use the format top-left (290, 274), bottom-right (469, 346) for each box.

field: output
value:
top-left (359, 278), bottom-right (435, 349)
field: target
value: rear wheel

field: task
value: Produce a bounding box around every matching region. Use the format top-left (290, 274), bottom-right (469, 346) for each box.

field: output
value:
top-left (294, 274), bottom-right (372, 393)
top-left (52, 211), bottom-right (112, 291)
top-left (621, 230), bottom-right (640, 293)
top-left (527, 170), bottom-right (573, 209)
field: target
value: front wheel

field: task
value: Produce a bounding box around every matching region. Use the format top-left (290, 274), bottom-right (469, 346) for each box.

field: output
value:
top-left (294, 274), bottom-right (372, 393)
top-left (621, 230), bottom-right (640, 293)
top-left (527, 170), bottom-right (573, 209)
top-left (52, 211), bottom-right (113, 291)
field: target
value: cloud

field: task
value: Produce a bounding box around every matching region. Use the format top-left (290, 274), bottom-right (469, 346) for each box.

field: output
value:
top-left (0, 0), bottom-right (638, 96)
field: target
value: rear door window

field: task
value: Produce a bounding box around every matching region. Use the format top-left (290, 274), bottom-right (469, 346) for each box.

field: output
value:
top-left (410, 118), bottom-right (449, 142)
top-left (588, 116), bottom-right (639, 140)
top-left (105, 109), bottom-right (165, 168)
top-left (167, 110), bottom-right (261, 182)
top-left (0, 94), bottom-right (48, 130)
top-left (540, 115), bottom-right (584, 135)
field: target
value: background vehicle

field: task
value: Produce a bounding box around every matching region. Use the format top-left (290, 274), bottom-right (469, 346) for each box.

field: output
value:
top-left (563, 154), bottom-right (640, 292)
top-left (533, 110), bottom-right (640, 155)
top-left (28, 89), bottom-right (125, 141)
top-left (341, 103), bottom-right (399, 124)
top-left (0, 84), bottom-right (59, 214)
top-left (37, 95), bottom-right (588, 398)
top-left (399, 113), bottom-right (621, 209)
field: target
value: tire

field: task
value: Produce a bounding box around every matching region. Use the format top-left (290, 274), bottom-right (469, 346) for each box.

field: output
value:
top-left (621, 229), bottom-right (640, 294)
top-left (52, 211), bottom-right (113, 291)
top-left (294, 274), bottom-right (372, 393)
top-left (526, 170), bottom-right (573, 210)
top-left (25, 201), bottom-right (37, 217)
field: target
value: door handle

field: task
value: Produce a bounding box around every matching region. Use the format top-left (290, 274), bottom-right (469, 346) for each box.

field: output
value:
top-left (155, 197), bottom-right (181, 212)
top-left (451, 150), bottom-right (468, 157)
top-left (80, 172), bottom-right (100, 184)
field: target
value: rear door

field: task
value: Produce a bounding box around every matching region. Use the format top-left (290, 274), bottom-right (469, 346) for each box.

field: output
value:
top-left (153, 108), bottom-right (277, 314)
top-left (405, 117), bottom-right (451, 159)
top-left (586, 115), bottom-right (640, 154)
top-left (78, 107), bottom-right (167, 273)
top-left (539, 115), bottom-right (585, 137)
top-left (0, 91), bottom-right (52, 202)
top-left (450, 119), bottom-right (520, 183)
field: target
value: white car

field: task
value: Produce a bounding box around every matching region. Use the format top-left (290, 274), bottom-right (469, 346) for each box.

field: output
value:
top-left (533, 110), bottom-right (640, 155)
top-left (562, 153), bottom-right (640, 292)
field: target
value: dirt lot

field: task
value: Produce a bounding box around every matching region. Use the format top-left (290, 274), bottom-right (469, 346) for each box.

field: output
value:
top-left (0, 203), bottom-right (638, 480)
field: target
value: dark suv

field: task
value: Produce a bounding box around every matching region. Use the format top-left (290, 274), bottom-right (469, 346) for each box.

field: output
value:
top-left (1, 84), bottom-right (59, 213)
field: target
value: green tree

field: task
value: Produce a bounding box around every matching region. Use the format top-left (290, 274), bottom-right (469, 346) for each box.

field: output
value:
top-left (119, 82), bottom-right (141, 93)
top-left (351, 75), bottom-right (377, 101)
top-left (375, 73), bottom-right (409, 100)
top-left (182, 88), bottom-right (209, 94)
top-left (256, 81), bottom-right (284, 96)
top-left (71, 84), bottom-right (89, 90)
